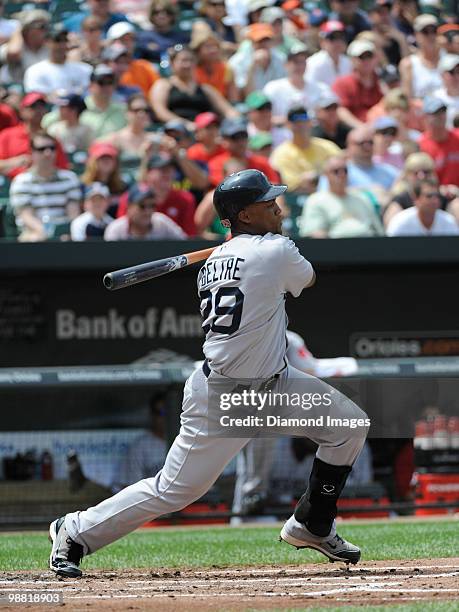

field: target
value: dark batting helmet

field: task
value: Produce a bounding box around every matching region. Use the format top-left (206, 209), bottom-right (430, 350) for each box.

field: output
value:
top-left (213, 169), bottom-right (287, 226)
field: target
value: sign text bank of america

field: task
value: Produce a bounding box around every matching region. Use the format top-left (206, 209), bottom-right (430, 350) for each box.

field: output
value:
top-left (55, 308), bottom-right (204, 340)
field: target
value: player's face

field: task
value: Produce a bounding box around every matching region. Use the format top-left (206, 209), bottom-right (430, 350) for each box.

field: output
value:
top-left (239, 198), bottom-right (283, 234)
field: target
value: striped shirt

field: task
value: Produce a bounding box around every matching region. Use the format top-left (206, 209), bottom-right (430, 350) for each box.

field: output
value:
top-left (10, 169), bottom-right (82, 222)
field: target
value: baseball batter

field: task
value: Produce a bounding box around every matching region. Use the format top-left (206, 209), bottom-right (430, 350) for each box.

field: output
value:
top-left (49, 170), bottom-right (368, 578)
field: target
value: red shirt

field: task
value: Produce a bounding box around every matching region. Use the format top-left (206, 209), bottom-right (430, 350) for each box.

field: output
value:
top-left (187, 142), bottom-right (226, 165)
top-left (0, 123), bottom-right (69, 179)
top-left (332, 72), bottom-right (382, 122)
top-left (208, 152), bottom-right (280, 187)
top-left (419, 129), bottom-right (459, 186)
top-left (0, 104), bottom-right (18, 131)
top-left (117, 187), bottom-right (197, 236)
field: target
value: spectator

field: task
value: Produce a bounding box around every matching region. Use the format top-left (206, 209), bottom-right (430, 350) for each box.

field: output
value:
top-left (263, 42), bottom-right (330, 124)
top-left (399, 15), bottom-right (442, 100)
top-left (433, 54), bottom-right (459, 129)
top-left (67, 16), bottom-right (105, 67)
top-left (10, 132), bottom-right (81, 241)
top-left (198, 0), bottom-right (237, 51)
top-left (391, 0), bottom-right (417, 43)
top-left (245, 90), bottom-right (290, 147)
top-left (384, 152), bottom-right (455, 227)
top-left (102, 43), bottom-right (143, 102)
top-left (333, 39), bottom-right (383, 127)
top-left (208, 117), bottom-right (279, 186)
top-left (47, 93), bottom-right (93, 154)
top-left (187, 112), bottom-right (225, 164)
top-left (299, 155), bottom-right (384, 238)
top-left (64, 0), bottom-right (132, 37)
top-left (70, 182), bottom-right (113, 240)
top-left (328, 0), bottom-right (372, 43)
top-left (104, 183), bottom-right (186, 240)
top-left (229, 22), bottom-right (286, 96)
top-left (150, 44), bottom-right (238, 130)
top-left (367, 0), bottom-right (410, 66)
top-left (101, 92), bottom-right (153, 157)
top-left (191, 24), bottom-right (238, 102)
top-left (138, 154), bottom-right (197, 235)
top-left (136, 0), bottom-right (189, 65)
top-left (0, 1), bottom-right (19, 46)
top-left (306, 20), bottom-right (352, 88)
top-left (0, 92), bottom-right (68, 179)
top-left (372, 116), bottom-right (405, 170)
top-left (419, 96), bottom-right (459, 187)
top-left (259, 6), bottom-right (300, 60)
top-left (437, 24), bottom-right (459, 56)
top-left (387, 178), bottom-right (459, 236)
top-left (81, 142), bottom-right (127, 214)
top-left (311, 92), bottom-right (351, 150)
top-left (23, 26), bottom-right (92, 96)
top-left (0, 10), bottom-right (49, 85)
top-left (248, 132), bottom-right (273, 158)
top-left (270, 106), bottom-right (340, 193)
top-left (104, 28), bottom-right (160, 98)
top-left (342, 125), bottom-right (398, 193)
top-left (80, 64), bottom-right (127, 138)
top-left (366, 87), bottom-right (424, 140)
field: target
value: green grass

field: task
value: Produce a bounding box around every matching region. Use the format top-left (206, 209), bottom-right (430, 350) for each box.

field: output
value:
top-left (0, 518), bottom-right (457, 571)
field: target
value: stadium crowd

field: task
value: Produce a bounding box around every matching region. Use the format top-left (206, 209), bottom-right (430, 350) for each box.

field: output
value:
top-left (0, 0), bottom-right (458, 241)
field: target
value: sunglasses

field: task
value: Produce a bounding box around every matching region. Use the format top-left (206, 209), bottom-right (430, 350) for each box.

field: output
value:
top-left (358, 52), bottom-right (374, 60)
top-left (323, 103), bottom-right (338, 111)
top-left (355, 139), bottom-right (374, 146)
top-left (413, 168), bottom-right (433, 175)
top-left (330, 166), bottom-right (348, 175)
top-left (378, 128), bottom-right (397, 136)
top-left (328, 33), bottom-right (346, 41)
top-left (420, 27), bottom-right (437, 35)
top-left (228, 132), bottom-right (248, 140)
top-left (138, 201), bottom-right (155, 210)
top-left (129, 106), bottom-right (149, 113)
top-left (256, 103), bottom-right (272, 112)
top-left (33, 144), bottom-right (56, 152)
top-left (96, 78), bottom-right (115, 86)
top-left (422, 192), bottom-right (440, 199)
top-left (30, 101), bottom-right (48, 109)
top-left (152, 8), bottom-right (174, 15)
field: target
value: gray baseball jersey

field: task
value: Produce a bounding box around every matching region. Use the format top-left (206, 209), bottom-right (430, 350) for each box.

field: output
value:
top-left (198, 233), bottom-right (314, 379)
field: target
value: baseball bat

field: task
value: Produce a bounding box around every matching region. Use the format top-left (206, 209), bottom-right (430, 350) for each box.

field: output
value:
top-left (103, 246), bottom-right (216, 291)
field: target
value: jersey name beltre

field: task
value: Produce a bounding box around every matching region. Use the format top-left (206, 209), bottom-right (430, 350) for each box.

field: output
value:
top-left (198, 256), bottom-right (245, 288)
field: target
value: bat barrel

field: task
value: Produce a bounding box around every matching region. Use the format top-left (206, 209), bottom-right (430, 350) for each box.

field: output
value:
top-left (103, 256), bottom-right (187, 291)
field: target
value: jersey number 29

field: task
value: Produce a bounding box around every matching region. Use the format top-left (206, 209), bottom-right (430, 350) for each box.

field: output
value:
top-left (199, 287), bottom-right (244, 335)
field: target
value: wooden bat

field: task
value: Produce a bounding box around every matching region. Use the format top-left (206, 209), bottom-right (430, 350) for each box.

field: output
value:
top-left (103, 247), bottom-right (216, 291)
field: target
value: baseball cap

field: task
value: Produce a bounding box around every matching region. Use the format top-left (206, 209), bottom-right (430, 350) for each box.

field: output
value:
top-left (319, 20), bottom-right (345, 37)
top-left (248, 132), bottom-right (273, 150)
top-left (86, 182), bottom-right (110, 199)
top-left (102, 43), bottom-right (129, 62)
top-left (146, 154), bottom-right (175, 170)
top-left (91, 64), bottom-right (115, 82)
top-left (315, 92), bottom-right (340, 109)
top-left (18, 9), bottom-right (50, 28)
top-left (247, 23), bottom-right (274, 42)
top-left (128, 184), bottom-right (155, 205)
top-left (438, 24), bottom-right (459, 36)
top-left (194, 112), bottom-right (219, 129)
top-left (53, 92), bottom-right (86, 112)
top-left (49, 24), bottom-right (68, 41)
top-left (282, 0), bottom-right (301, 10)
top-left (347, 40), bottom-right (376, 57)
top-left (287, 42), bottom-right (309, 59)
top-left (260, 6), bottom-right (284, 24)
top-left (106, 22), bottom-right (136, 41)
top-left (413, 14), bottom-right (438, 32)
top-left (438, 54), bottom-right (459, 73)
top-left (20, 92), bottom-right (48, 108)
top-left (247, 0), bottom-right (270, 13)
top-left (220, 118), bottom-right (248, 137)
top-left (404, 152), bottom-right (435, 172)
top-left (308, 8), bottom-right (328, 27)
top-left (422, 96), bottom-right (447, 114)
top-left (287, 106), bottom-right (309, 122)
top-left (163, 120), bottom-right (190, 135)
top-left (245, 91), bottom-right (271, 110)
top-left (369, 0), bottom-right (393, 10)
top-left (373, 116), bottom-right (399, 131)
top-left (88, 142), bottom-right (119, 159)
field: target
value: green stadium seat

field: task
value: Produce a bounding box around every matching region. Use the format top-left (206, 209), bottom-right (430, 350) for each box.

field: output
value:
top-left (68, 150), bottom-right (88, 176)
top-left (284, 192), bottom-right (307, 238)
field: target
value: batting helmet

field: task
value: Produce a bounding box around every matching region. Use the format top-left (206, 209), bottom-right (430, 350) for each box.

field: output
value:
top-left (213, 169), bottom-right (287, 226)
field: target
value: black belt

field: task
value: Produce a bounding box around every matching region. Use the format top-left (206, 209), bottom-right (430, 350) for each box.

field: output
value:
top-left (202, 359), bottom-right (211, 378)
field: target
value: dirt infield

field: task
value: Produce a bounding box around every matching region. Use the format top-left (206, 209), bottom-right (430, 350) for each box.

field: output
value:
top-left (1, 558), bottom-right (458, 610)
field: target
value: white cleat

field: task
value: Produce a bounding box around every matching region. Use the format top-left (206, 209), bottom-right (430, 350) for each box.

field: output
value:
top-left (279, 516), bottom-right (361, 565)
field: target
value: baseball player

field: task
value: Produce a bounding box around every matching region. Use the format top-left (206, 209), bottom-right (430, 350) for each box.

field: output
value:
top-left (49, 169), bottom-right (368, 578)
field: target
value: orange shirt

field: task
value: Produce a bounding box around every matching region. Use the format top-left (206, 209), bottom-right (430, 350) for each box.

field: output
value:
top-left (194, 62), bottom-right (232, 98)
top-left (120, 59), bottom-right (160, 98)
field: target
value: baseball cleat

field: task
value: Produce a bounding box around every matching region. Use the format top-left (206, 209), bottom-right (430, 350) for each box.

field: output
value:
top-left (279, 516), bottom-right (361, 565)
top-left (49, 517), bottom-right (83, 578)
